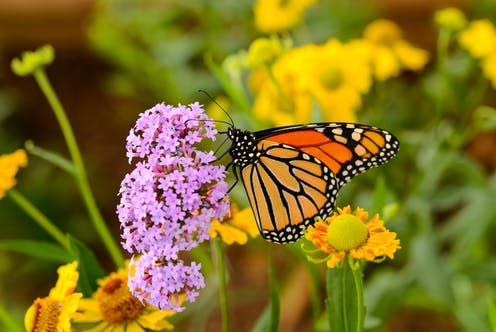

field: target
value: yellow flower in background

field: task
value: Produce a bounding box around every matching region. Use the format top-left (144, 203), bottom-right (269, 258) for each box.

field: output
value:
top-left (247, 36), bottom-right (284, 68)
top-left (254, 0), bottom-right (317, 33)
top-left (251, 44), bottom-right (314, 126)
top-left (210, 204), bottom-right (259, 245)
top-left (74, 267), bottom-right (179, 331)
top-left (0, 149), bottom-right (27, 199)
top-left (363, 19), bottom-right (429, 80)
top-left (304, 206), bottom-right (400, 268)
top-left (305, 39), bottom-right (371, 122)
top-left (25, 261), bottom-right (82, 332)
top-left (482, 54), bottom-right (496, 89)
top-left (434, 7), bottom-right (467, 31)
top-left (459, 19), bottom-right (496, 58)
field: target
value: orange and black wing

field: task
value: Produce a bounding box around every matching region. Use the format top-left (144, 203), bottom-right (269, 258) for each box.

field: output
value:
top-left (240, 140), bottom-right (338, 243)
top-left (241, 122), bottom-right (399, 243)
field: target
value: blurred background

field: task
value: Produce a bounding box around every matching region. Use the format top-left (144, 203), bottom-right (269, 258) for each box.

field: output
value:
top-left (1, 0), bottom-right (496, 331)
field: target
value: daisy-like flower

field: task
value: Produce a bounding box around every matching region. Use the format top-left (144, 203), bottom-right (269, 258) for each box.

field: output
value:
top-left (118, 102), bottom-right (230, 311)
top-left (304, 206), bottom-right (400, 268)
top-left (459, 19), bottom-right (496, 59)
top-left (209, 204), bottom-right (259, 245)
top-left (24, 261), bottom-right (82, 332)
top-left (0, 149), bottom-right (27, 199)
top-left (362, 19), bottom-right (429, 81)
top-left (254, 0), bottom-right (318, 33)
top-left (74, 266), bottom-right (180, 331)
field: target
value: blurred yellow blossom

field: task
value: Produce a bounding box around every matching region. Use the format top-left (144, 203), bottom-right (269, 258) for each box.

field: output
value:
top-left (305, 206), bottom-right (400, 268)
top-left (434, 7), bottom-right (467, 31)
top-left (251, 40), bottom-right (371, 125)
top-left (459, 20), bottom-right (496, 58)
top-left (0, 149), bottom-right (28, 199)
top-left (210, 204), bottom-right (258, 245)
top-left (25, 261), bottom-right (81, 332)
top-left (74, 266), bottom-right (179, 331)
top-left (363, 19), bottom-right (429, 80)
top-left (254, 0), bottom-right (317, 33)
top-left (305, 39), bottom-right (371, 122)
top-left (247, 36), bottom-right (284, 68)
top-left (482, 54), bottom-right (496, 89)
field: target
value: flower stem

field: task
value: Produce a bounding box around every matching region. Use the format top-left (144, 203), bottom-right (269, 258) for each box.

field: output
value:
top-left (213, 237), bottom-right (229, 332)
top-left (349, 257), bottom-right (365, 332)
top-left (7, 189), bottom-right (68, 250)
top-left (32, 68), bottom-right (124, 268)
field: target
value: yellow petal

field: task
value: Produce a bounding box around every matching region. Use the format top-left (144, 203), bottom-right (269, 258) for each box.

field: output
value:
top-left (138, 310), bottom-right (175, 330)
top-left (49, 261), bottom-right (79, 301)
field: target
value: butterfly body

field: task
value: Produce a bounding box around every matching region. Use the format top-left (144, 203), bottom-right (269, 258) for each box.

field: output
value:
top-left (227, 123), bottom-right (399, 244)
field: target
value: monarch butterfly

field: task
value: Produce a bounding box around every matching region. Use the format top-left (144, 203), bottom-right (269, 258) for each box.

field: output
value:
top-left (225, 122), bottom-right (399, 244)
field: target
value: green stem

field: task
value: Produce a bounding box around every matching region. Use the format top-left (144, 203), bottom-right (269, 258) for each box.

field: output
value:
top-left (265, 64), bottom-right (293, 114)
top-left (213, 237), bottom-right (229, 332)
top-left (7, 189), bottom-right (68, 250)
top-left (267, 246), bottom-right (280, 332)
top-left (349, 257), bottom-right (365, 332)
top-left (32, 68), bottom-right (124, 268)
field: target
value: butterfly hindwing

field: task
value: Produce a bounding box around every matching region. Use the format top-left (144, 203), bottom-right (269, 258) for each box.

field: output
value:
top-left (240, 140), bottom-right (337, 243)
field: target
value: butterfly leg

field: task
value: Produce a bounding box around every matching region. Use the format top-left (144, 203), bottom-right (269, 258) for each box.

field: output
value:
top-left (226, 163), bottom-right (239, 193)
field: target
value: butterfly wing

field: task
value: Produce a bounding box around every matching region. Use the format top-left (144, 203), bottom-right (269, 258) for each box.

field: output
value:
top-left (238, 122), bottom-right (399, 243)
top-left (240, 140), bottom-right (337, 243)
top-left (257, 122), bottom-right (399, 187)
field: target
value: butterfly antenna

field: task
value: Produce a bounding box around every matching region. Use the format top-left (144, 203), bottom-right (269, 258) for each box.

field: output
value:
top-left (198, 89), bottom-right (235, 127)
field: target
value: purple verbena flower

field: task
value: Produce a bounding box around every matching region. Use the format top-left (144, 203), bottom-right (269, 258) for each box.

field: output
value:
top-left (129, 252), bottom-right (205, 312)
top-left (117, 102), bottom-right (230, 311)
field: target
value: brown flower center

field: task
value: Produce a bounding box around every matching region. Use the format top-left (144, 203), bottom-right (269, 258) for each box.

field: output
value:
top-left (97, 275), bottom-right (145, 324)
top-left (29, 297), bottom-right (61, 332)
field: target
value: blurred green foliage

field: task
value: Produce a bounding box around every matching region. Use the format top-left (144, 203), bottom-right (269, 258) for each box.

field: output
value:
top-left (2, 0), bottom-right (496, 331)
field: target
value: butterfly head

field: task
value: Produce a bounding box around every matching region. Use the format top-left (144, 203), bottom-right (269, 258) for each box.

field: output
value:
top-left (227, 127), bottom-right (258, 167)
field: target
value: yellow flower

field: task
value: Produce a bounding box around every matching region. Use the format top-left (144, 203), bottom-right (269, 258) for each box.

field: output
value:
top-left (209, 204), bottom-right (259, 245)
top-left (304, 39), bottom-right (371, 122)
top-left (459, 19), bottom-right (496, 58)
top-left (247, 36), bottom-right (284, 68)
top-left (304, 206), bottom-right (400, 268)
top-left (25, 261), bottom-right (82, 332)
top-left (254, 0), bottom-right (317, 33)
top-left (251, 40), bottom-right (370, 126)
top-left (482, 53), bottom-right (496, 89)
top-left (363, 19), bottom-right (429, 80)
top-left (74, 267), bottom-right (179, 331)
top-left (0, 149), bottom-right (28, 199)
top-left (434, 7), bottom-right (467, 31)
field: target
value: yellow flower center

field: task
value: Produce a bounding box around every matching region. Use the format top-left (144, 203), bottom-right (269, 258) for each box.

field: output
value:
top-left (326, 214), bottom-right (368, 251)
top-left (320, 66), bottom-right (344, 91)
top-left (28, 298), bottom-right (61, 332)
top-left (96, 275), bottom-right (145, 324)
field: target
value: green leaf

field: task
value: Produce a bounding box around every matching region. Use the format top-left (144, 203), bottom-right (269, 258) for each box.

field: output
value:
top-left (0, 239), bottom-right (73, 262)
top-left (473, 105), bottom-right (496, 132)
top-left (252, 249), bottom-right (280, 332)
top-left (67, 236), bottom-right (105, 297)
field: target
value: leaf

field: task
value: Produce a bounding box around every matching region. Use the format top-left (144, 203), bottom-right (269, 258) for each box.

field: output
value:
top-left (67, 236), bottom-right (105, 297)
top-left (473, 105), bottom-right (496, 132)
top-left (370, 175), bottom-right (387, 216)
top-left (0, 239), bottom-right (73, 262)
top-left (488, 298), bottom-right (496, 332)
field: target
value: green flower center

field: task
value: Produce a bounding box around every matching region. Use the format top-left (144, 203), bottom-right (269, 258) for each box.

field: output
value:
top-left (326, 214), bottom-right (368, 251)
top-left (320, 66), bottom-right (344, 91)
